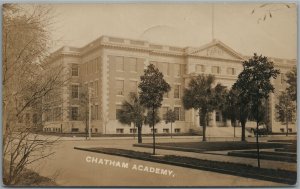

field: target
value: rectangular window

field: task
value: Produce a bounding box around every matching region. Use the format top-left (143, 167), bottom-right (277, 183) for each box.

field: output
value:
top-left (97, 57), bottom-right (101, 72)
top-left (53, 107), bottom-right (62, 121)
top-left (174, 128), bottom-right (181, 133)
top-left (162, 107), bottom-right (169, 120)
top-left (125, 57), bottom-right (137, 72)
top-left (91, 105), bottom-right (94, 120)
top-left (129, 81), bottom-right (137, 95)
top-left (89, 82), bottom-right (94, 97)
top-left (95, 105), bottom-right (99, 120)
top-left (71, 107), bottom-right (78, 121)
top-left (116, 80), bottom-right (124, 96)
top-left (71, 85), bottom-right (79, 99)
top-left (227, 67), bottom-right (235, 75)
top-left (95, 81), bottom-right (98, 96)
top-left (174, 107), bottom-right (185, 121)
top-left (163, 128), bottom-right (169, 133)
top-left (174, 107), bottom-right (180, 121)
top-left (212, 66), bottom-right (220, 74)
top-left (163, 62), bottom-right (169, 76)
top-left (174, 85), bottom-right (180, 98)
top-left (174, 64), bottom-right (181, 77)
top-left (71, 64), bottom-right (79, 76)
top-left (116, 128), bottom-right (124, 134)
top-left (196, 65), bottom-right (205, 73)
top-left (115, 56), bottom-right (124, 71)
top-left (72, 128), bottom-right (79, 132)
top-left (25, 113), bottom-right (30, 124)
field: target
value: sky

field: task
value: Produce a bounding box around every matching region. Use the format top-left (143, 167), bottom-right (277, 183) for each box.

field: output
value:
top-left (49, 3), bottom-right (297, 59)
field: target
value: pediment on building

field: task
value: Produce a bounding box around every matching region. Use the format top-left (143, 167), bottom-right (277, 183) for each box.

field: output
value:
top-left (188, 40), bottom-right (245, 60)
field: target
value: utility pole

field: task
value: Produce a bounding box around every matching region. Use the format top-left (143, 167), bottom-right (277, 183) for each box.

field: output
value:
top-left (88, 87), bottom-right (92, 140)
top-left (256, 88), bottom-right (261, 168)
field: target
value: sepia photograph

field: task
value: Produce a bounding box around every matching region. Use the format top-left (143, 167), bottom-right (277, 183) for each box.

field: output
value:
top-left (2, 2), bottom-right (297, 187)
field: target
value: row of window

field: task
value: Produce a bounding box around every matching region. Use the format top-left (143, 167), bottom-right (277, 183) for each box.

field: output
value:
top-left (76, 55), bottom-right (239, 78)
top-left (150, 61), bottom-right (184, 77)
top-left (71, 81), bottom-right (99, 99)
top-left (280, 128), bottom-right (293, 133)
top-left (116, 106), bottom-right (185, 121)
top-left (82, 57), bottom-right (101, 75)
top-left (116, 128), bottom-right (181, 134)
top-left (116, 80), bottom-right (181, 99)
top-left (115, 56), bottom-right (138, 72)
top-left (45, 107), bottom-right (62, 122)
top-left (195, 65), bottom-right (236, 75)
top-left (116, 80), bottom-right (137, 96)
top-left (44, 127), bottom-right (61, 132)
top-left (161, 107), bottom-right (185, 121)
top-left (70, 105), bottom-right (99, 121)
top-left (18, 113), bottom-right (39, 124)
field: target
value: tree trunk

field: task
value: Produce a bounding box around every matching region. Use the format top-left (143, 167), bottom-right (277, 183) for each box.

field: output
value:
top-left (152, 106), bottom-right (156, 155)
top-left (133, 123), bottom-right (136, 139)
top-left (137, 126), bottom-right (142, 143)
top-left (170, 123), bottom-right (173, 139)
top-left (200, 110), bottom-right (207, 142)
top-left (241, 120), bottom-right (246, 142)
top-left (232, 119), bottom-right (236, 138)
top-left (286, 120), bottom-right (289, 137)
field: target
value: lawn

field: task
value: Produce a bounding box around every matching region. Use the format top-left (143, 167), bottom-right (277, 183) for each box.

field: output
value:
top-left (133, 141), bottom-right (290, 152)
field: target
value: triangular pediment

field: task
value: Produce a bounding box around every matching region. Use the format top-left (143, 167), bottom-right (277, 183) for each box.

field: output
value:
top-left (189, 40), bottom-right (245, 60)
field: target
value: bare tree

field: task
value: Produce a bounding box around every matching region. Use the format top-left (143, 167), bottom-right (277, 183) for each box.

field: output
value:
top-left (2, 4), bottom-right (67, 185)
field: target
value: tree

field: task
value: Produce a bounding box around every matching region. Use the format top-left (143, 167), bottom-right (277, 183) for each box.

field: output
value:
top-left (164, 109), bottom-right (176, 138)
top-left (117, 93), bottom-right (145, 143)
top-left (224, 89), bottom-right (240, 138)
top-left (78, 85), bottom-right (90, 140)
top-left (275, 91), bottom-right (296, 136)
top-left (234, 53), bottom-right (280, 168)
top-left (2, 5), bottom-right (65, 185)
top-left (139, 64), bottom-right (170, 155)
top-left (285, 66), bottom-right (297, 101)
top-left (144, 110), bottom-right (161, 126)
top-left (182, 74), bottom-right (227, 141)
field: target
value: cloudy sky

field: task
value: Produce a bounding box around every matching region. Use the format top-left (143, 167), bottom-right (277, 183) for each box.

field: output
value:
top-left (50, 3), bottom-right (297, 59)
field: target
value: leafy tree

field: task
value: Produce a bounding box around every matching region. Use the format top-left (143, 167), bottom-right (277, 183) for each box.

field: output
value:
top-left (285, 66), bottom-right (297, 101)
top-left (234, 53), bottom-right (279, 167)
top-left (182, 74), bottom-right (226, 141)
top-left (139, 64), bottom-right (170, 154)
top-left (144, 110), bottom-right (161, 126)
top-left (117, 93), bottom-right (145, 143)
top-left (164, 109), bottom-right (176, 138)
top-left (3, 5), bottom-right (64, 185)
top-left (224, 89), bottom-right (240, 138)
top-left (275, 91), bottom-right (296, 136)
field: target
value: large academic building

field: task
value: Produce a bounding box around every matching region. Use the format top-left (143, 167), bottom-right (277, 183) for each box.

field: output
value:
top-left (43, 35), bottom-right (296, 136)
